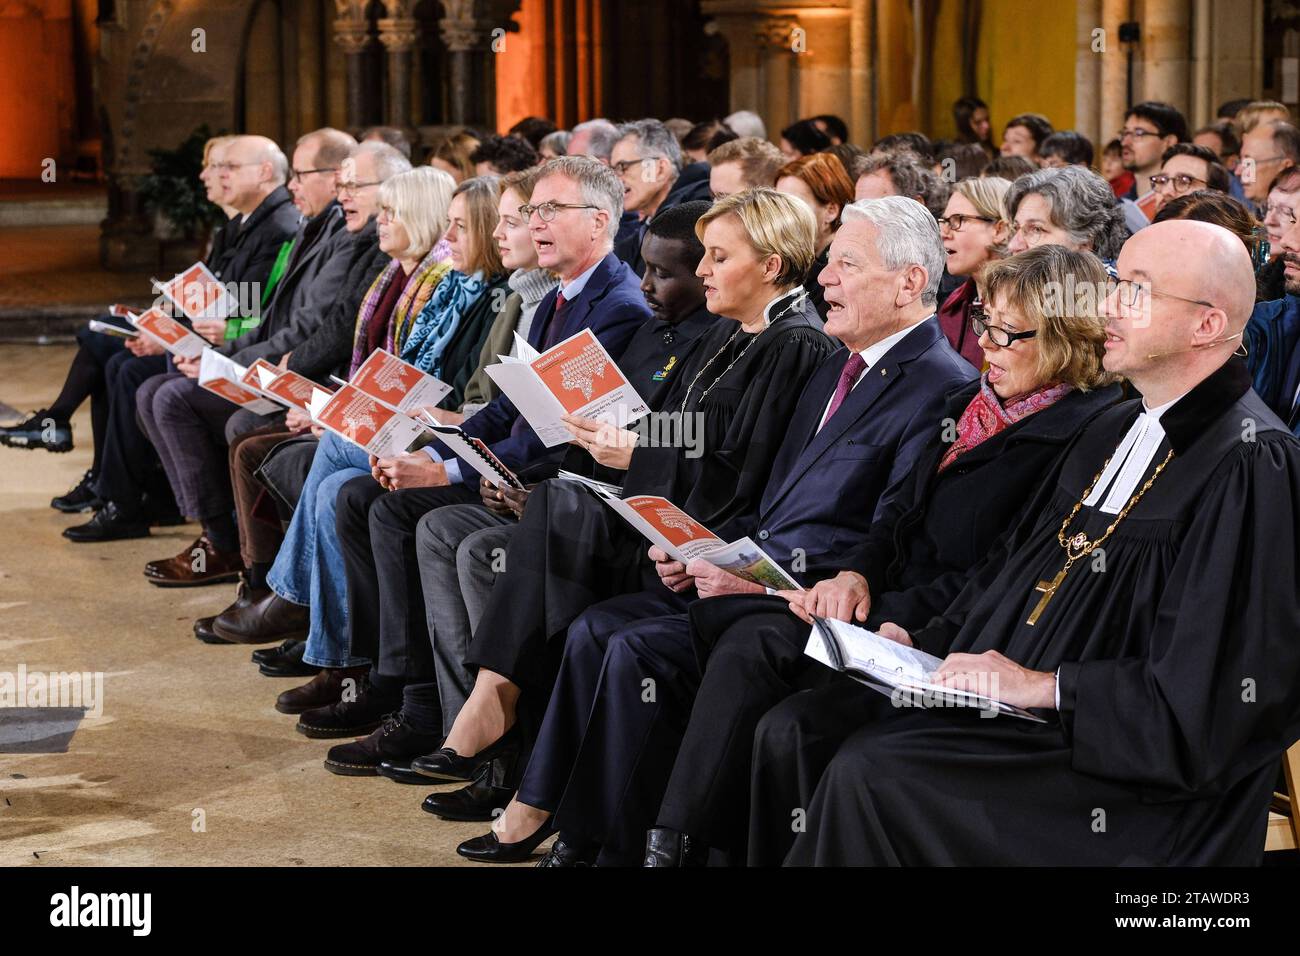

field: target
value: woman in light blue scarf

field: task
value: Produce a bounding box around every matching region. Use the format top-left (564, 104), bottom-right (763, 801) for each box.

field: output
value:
top-left (400, 176), bottom-right (504, 379)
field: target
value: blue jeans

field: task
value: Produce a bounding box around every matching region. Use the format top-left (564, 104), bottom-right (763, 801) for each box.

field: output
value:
top-left (267, 432), bottom-right (371, 668)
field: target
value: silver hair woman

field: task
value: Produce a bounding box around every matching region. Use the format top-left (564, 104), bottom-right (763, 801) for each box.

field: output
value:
top-left (1005, 165), bottom-right (1130, 261)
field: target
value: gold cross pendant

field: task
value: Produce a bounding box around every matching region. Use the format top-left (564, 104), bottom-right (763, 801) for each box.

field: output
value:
top-left (1026, 568), bottom-right (1067, 626)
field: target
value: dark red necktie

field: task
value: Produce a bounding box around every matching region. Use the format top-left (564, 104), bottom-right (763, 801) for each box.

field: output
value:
top-left (819, 352), bottom-right (867, 431)
top-left (542, 290), bottom-right (568, 350)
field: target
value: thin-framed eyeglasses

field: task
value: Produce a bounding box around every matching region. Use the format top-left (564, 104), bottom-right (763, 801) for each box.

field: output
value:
top-left (337, 179), bottom-right (382, 196)
top-left (1106, 276), bottom-right (1216, 311)
top-left (611, 156), bottom-right (665, 176)
top-left (519, 201), bottom-right (600, 222)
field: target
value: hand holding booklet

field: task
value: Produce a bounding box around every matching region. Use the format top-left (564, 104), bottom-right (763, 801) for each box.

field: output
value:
top-left (128, 307), bottom-right (208, 359)
top-left (197, 349), bottom-right (281, 414)
top-left (805, 617), bottom-right (1047, 722)
top-left (586, 487), bottom-right (801, 591)
top-left (412, 411), bottom-right (524, 491)
top-left (485, 328), bottom-right (649, 447)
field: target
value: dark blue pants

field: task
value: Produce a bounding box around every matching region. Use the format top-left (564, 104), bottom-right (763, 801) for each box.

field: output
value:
top-left (518, 587), bottom-right (698, 867)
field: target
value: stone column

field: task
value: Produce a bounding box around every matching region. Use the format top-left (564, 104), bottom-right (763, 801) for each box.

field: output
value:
top-left (1141, 0), bottom-right (1193, 115)
top-left (1099, 0), bottom-right (1129, 147)
top-left (755, 14), bottom-right (802, 137)
top-left (706, 13), bottom-right (763, 118)
top-left (1075, 0), bottom-right (1103, 147)
top-left (334, 1), bottom-right (373, 131)
top-left (378, 1), bottom-right (419, 130)
top-left (438, 0), bottom-right (522, 130)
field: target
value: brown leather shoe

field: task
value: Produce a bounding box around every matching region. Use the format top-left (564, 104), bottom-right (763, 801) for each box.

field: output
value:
top-left (211, 590), bottom-right (308, 645)
top-left (144, 535), bottom-right (244, 588)
top-left (194, 579), bottom-right (269, 645)
top-left (275, 666), bottom-right (368, 715)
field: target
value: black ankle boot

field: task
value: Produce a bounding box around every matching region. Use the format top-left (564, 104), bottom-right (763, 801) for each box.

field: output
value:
top-left (643, 827), bottom-right (707, 867)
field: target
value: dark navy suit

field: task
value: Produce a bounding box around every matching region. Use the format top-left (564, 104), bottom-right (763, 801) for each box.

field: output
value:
top-left (515, 316), bottom-right (976, 863)
top-left (444, 252), bottom-right (652, 485)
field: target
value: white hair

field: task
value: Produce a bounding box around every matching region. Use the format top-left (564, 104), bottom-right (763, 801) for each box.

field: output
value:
top-left (569, 119), bottom-right (621, 161)
top-left (841, 196), bottom-right (945, 305)
top-left (535, 155), bottom-right (624, 241)
top-left (725, 110), bottom-right (767, 141)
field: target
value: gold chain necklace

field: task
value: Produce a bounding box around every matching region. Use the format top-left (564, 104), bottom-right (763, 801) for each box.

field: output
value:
top-left (1025, 446), bottom-right (1175, 626)
top-left (677, 292), bottom-right (805, 415)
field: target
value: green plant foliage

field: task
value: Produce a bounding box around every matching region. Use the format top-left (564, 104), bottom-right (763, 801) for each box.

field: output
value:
top-left (136, 125), bottom-right (227, 238)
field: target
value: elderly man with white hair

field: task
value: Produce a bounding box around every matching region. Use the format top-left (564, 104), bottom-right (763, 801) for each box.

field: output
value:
top-left (754, 218), bottom-right (1300, 867)
top-left (473, 195), bottom-right (974, 867)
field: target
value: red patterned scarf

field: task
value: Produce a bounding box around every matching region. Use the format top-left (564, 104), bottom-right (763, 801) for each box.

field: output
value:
top-left (939, 375), bottom-right (1073, 472)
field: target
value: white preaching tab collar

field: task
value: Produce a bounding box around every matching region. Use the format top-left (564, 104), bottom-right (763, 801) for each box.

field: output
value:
top-left (1082, 390), bottom-right (1187, 515)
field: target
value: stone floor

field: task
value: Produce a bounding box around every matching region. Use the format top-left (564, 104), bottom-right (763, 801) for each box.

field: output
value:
top-left (0, 343), bottom-right (510, 867)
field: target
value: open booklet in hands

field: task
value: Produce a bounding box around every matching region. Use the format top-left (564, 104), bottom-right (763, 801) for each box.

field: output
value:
top-left (806, 617), bottom-right (1047, 722)
top-left (485, 329), bottom-right (650, 447)
top-left (581, 487), bottom-right (801, 591)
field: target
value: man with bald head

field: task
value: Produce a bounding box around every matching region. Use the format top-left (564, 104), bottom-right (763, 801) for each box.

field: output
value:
top-left (749, 219), bottom-right (1300, 866)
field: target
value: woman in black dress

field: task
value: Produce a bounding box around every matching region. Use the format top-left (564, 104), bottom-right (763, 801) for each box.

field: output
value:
top-left (418, 189), bottom-right (835, 860)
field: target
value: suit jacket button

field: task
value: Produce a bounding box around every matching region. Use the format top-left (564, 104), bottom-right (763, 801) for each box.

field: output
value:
top-left (758, 529), bottom-right (770, 540)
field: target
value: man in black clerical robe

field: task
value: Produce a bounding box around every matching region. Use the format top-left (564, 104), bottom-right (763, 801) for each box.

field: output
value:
top-left (750, 219), bottom-right (1300, 866)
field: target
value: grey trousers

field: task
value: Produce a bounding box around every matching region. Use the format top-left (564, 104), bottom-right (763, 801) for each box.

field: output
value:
top-left (415, 503), bottom-right (517, 733)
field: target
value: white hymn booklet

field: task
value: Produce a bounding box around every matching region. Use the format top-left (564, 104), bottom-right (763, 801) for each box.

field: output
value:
top-left (806, 617), bottom-right (1046, 722)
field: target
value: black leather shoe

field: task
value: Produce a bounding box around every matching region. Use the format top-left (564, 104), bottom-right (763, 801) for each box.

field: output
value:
top-left (456, 818), bottom-right (557, 864)
top-left (63, 501), bottom-right (150, 542)
top-left (252, 638), bottom-right (299, 665)
top-left (536, 837), bottom-right (597, 868)
top-left (418, 761), bottom-right (515, 817)
top-left (258, 639), bottom-right (317, 678)
top-left (409, 726), bottom-right (519, 783)
top-left (295, 676), bottom-right (401, 738)
top-left (643, 827), bottom-right (707, 867)
top-left (0, 410), bottom-right (72, 452)
top-left (323, 713), bottom-right (444, 777)
top-left (194, 616), bottom-right (230, 645)
top-left (51, 471), bottom-right (101, 513)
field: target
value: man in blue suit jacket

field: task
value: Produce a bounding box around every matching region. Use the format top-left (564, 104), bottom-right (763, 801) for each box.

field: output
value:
top-left (492, 197), bottom-right (976, 867)
top-left (312, 158), bottom-right (651, 739)
top-left (1245, 292), bottom-right (1300, 438)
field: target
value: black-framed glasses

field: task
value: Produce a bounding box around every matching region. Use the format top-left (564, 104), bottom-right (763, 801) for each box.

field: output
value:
top-left (1106, 276), bottom-right (1216, 311)
top-left (1150, 173), bottom-right (1205, 191)
top-left (937, 213), bottom-right (996, 232)
top-left (337, 180), bottom-right (382, 196)
top-left (1118, 127), bottom-right (1161, 141)
top-left (290, 166), bottom-right (338, 183)
top-left (611, 156), bottom-right (666, 176)
top-left (971, 313), bottom-right (1037, 347)
top-left (520, 201), bottom-right (600, 222)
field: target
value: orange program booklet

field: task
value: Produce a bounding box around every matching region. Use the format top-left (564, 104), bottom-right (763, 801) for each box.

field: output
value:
top-left (156, 262), bottom-right (237, 322)
top-left (197, 349), bottom-right (281, 414)
top-left (349, 349), bottom-right (452, 412)
top-left (129, 308), bottom-right (208, 359)
top-left (485, 328), bottom-right (649, 447)
top-left (308, 383), bottom-right (428, 459)
top-left (243, 359), bottom-right (326, 412)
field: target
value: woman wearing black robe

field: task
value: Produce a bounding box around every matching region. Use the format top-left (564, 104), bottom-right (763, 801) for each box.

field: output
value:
top-left (419, 189), bottom-right (834, 861)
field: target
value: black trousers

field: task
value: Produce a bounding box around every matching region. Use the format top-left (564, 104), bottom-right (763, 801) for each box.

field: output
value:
top-left (656, 596), bottom-right (836, 860)
top-left (334, 475), bottom-right (477, 679)
top-left (464, 479), bottom-right (653, 780)
top-left (71, 322), bottom-right (127, 475)
top-left (517, 587), bottom-right (693, 866)
top-left (93, 351), bottom-right (172, 507)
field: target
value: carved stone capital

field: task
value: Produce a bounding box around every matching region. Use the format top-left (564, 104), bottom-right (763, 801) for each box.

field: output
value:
top-left (755, 15), bottom-right (802, 51)
top-left (334, 21), bottom-right (373, 55)
top-left (377, 18), bottom-right (420, 51)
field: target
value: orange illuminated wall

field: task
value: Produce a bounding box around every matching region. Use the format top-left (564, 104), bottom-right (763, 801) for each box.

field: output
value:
top-left (494, 0), bottom-right (604, 132)
top-left (496, 0), bottom-right (550, 132)
top-left (0, 1), bottom-right (78, 179)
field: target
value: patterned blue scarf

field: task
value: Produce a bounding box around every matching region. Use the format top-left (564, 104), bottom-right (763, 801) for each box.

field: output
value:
top-left (400, 269), bottom-right (488, 377)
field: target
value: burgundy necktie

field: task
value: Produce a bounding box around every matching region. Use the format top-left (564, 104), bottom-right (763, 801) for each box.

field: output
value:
top-left (542, 290), bottom-right (568, 350)
top-left (819, 351), bottom-right (867, 431)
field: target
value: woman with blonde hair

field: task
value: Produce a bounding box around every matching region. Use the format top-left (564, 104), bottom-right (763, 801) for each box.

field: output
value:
top-left (431, 188), bottom-right (836, 863)
top-left (937, 175), bottom-right (1012, 369)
